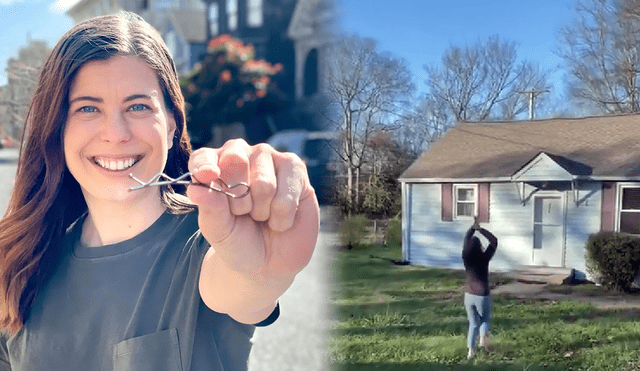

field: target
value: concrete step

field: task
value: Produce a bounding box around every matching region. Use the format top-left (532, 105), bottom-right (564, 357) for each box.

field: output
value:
top-left (510, 265), bottom-right (575, 285)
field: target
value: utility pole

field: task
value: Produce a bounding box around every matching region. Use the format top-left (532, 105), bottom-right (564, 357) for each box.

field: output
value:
top-left (518, 89), bottom-right (549, 120)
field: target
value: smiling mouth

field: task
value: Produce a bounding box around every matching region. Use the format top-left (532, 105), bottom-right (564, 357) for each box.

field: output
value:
top-left (93, 156), bottom-right (140, 171)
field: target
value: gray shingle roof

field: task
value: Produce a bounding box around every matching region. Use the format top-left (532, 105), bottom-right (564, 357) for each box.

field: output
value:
top-left (399, 114), bottom-right (640, 182)
top-left (169, 9), bottom-right (206, 43)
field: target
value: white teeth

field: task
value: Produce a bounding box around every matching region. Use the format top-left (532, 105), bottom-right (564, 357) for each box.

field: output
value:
top-left (95, 157), bottom-right (137, 171)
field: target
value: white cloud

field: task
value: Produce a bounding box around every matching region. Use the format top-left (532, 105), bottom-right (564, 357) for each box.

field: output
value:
top-left (49, 0), bottom-right (78, 14)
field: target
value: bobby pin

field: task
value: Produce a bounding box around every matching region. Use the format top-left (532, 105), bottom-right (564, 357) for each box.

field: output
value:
top-left (129, 172), bottom-right (250, 199)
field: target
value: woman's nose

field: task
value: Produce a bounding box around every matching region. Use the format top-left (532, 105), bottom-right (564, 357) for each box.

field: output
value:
top-left (99, 113), bottom-right (131, 142)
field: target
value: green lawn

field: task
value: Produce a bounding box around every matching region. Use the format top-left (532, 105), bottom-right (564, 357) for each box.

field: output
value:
top-left (329, 245), bottom-right (640, 371)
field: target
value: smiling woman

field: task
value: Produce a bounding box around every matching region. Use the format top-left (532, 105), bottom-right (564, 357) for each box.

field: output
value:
top-left (0, 11), bottom-right (319, 371)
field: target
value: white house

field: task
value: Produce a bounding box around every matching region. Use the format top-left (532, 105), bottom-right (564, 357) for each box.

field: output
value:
top-left (399, 115), bottom-right (640, 279)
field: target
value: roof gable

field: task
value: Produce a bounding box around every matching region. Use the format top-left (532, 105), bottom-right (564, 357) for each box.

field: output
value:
top-left (512, 152), bottom-right (591, 181)
top-left (400, 114), bottom-right (640, 182)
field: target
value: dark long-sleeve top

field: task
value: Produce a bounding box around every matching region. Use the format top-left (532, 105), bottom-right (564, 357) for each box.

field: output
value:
top-left (462, 227), bottom-right (498, 296)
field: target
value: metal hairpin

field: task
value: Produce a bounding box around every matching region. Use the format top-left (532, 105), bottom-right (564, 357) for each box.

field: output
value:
top-left (129, 172), bottom-right (250, 198)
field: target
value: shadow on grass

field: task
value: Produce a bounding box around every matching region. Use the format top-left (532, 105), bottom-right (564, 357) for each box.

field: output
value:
top-left (335, 362), bottom-right (566, 371)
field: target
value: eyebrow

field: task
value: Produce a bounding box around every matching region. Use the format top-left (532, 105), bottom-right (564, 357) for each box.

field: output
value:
top-left (68, 94), bottom-right (153, 105)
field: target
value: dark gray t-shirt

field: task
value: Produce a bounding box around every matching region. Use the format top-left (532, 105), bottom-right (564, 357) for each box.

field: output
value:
top-left (0, 210), bottom-right (271, 370)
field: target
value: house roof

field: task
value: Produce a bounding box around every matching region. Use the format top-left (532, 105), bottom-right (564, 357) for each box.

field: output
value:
top-left (168, 9), bottom-right (207, 43)
top-left (287, 0), bottom-right (335, 40)
top-left (399, 114), bottom-right (640, 182)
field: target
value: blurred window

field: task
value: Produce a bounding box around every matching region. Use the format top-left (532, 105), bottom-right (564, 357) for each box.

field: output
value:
top-left (209, 3), bottom-right (219, 36)
top-left (304, 49), bottom-right (318, 96)
top-left (227, 0), bottom-right (238, 31)
top-left (247, 0), bottom-right (263, 27)
top-left (155, 0), bottom-right (175, 8)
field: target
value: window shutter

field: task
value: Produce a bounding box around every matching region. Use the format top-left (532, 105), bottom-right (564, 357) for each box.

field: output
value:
top-left (442, 183), bottom-right (453, 221)
top-left (601, 182), bottom-right (616, 232)
top-left (478, 183), bottom-right (490, 223)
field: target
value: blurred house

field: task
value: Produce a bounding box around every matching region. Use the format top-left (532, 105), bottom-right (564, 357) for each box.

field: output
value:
top-left (66, 0), bottom-right (208, 76)
top-left (66, 0), bottom-right (334, 109)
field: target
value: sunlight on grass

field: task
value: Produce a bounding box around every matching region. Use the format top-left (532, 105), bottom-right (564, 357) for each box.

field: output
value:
top-left (331, 245), bottom-right (640, 371)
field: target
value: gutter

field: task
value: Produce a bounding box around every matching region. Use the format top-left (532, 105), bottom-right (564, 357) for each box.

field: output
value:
top-left (399, 176), bottom-right (640, 184)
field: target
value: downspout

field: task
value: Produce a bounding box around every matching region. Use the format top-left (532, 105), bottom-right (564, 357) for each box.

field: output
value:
top-left (401, 181), bottom-right (410, 262)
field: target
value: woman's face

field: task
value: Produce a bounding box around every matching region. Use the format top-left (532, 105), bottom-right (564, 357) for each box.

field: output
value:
top-left (63, 55), bottom-right (176, 207)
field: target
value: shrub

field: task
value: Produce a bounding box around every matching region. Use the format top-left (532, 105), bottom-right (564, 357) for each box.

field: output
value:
top-left (339, 215), bottom-right (369, 249)
top-left (384, 217), bottom-right (402, 248)
top-left (585, 232), bottom-right (640, 292)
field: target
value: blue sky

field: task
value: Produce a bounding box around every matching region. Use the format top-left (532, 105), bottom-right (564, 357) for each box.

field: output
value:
top-left (338, 0), bottom-right (577, 99)
top-left (0, 0), bottom-right (74, 86)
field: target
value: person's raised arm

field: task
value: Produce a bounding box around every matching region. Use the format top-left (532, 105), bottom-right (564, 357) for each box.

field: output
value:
top-left (187, 140), bottom-right (320, 325)
top-left (477, 227), bottom-right (498, 260)
top-left (462, 221), bottom-right (477, 261)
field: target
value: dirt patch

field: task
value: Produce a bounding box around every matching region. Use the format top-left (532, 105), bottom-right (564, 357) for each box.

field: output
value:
top-left (492, 280), bottom-right (640, 309)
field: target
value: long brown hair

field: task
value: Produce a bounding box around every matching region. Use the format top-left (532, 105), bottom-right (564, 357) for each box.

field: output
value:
top-left (0, 12), bottom-right (194, 333)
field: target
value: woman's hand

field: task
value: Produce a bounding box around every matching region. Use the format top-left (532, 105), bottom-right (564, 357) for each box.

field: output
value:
top-left (472, 216), bottom-right (480, 230)
top-left (186, 139), bottom-right (320, 323)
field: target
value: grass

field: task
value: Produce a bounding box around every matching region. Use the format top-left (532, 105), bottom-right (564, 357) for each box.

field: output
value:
top-left (329, 244), bottom-right (640, 371)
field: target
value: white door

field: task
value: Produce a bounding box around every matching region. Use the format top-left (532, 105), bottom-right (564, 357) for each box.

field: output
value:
top-left (533, 195), bottom-right (564, 266)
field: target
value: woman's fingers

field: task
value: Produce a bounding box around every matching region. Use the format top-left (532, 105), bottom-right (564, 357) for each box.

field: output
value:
top-left (247, 143), bottom-right (278, 221)
top-left (269, 151), bottom-right (310, 232)
top-left (187, 139), bottom-right (313, 232)
top-left (216, 140), bottom-right (252, 216)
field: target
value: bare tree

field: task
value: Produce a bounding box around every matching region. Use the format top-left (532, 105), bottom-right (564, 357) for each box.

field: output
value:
top-left (393, 96), bottom-right (450, 159)
top-left (558, 0), bottom-right (640, 114)
top-left (425, 35), bottom-right (550, 122)
top-left (326, 34), bottom-right (413, 211)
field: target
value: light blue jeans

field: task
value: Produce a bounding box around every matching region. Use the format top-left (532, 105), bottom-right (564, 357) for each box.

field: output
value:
top-left (464, 292), bottom-right (493, 350)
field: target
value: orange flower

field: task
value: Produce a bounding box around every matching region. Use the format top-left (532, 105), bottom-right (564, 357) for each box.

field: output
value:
top-left (220, 70), bottom-right (232, 83)
top-left (256, 89), bottom-right (266, 98)
top-left (208, 34), bottom-right (232, 49)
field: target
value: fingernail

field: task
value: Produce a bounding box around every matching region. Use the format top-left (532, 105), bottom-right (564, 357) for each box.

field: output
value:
top-left (196, 164), bottom-right (217, 173)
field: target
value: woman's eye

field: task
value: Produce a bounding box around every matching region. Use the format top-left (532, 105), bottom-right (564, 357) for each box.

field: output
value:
top-left (129, 104), bottom-right (150, 112)
top-left (78, 106), bottom-right (97, 113)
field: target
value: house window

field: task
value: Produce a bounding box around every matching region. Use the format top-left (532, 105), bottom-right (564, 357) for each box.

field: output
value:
top-left (304, 49), bottom-right (318, 96)
top-left (165, 30), bottom-right (178, 58)
top-left (209, 3), bottom-right (220, 36)
top-left (454, 184), bottom-right (477, 219)
top-left (227, 0), bottom-right (238, 31)
top-left (155, 0), bottom-right (175, 8)
top-left (619, 186), bottom-right (640, 234)
top-left (247, 0), bottom-right (263, 27)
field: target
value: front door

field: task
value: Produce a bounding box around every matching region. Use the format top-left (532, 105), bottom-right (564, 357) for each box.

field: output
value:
top-left (533, 195), bottom-right (564, 266)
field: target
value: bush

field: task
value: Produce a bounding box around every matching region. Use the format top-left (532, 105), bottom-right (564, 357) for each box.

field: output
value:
top-left (339, 215), bottom-right (369, 249)
top-left (585, 232), bottom-right (640, 292)
top-left (384, 217), bottom-right (402, 248)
